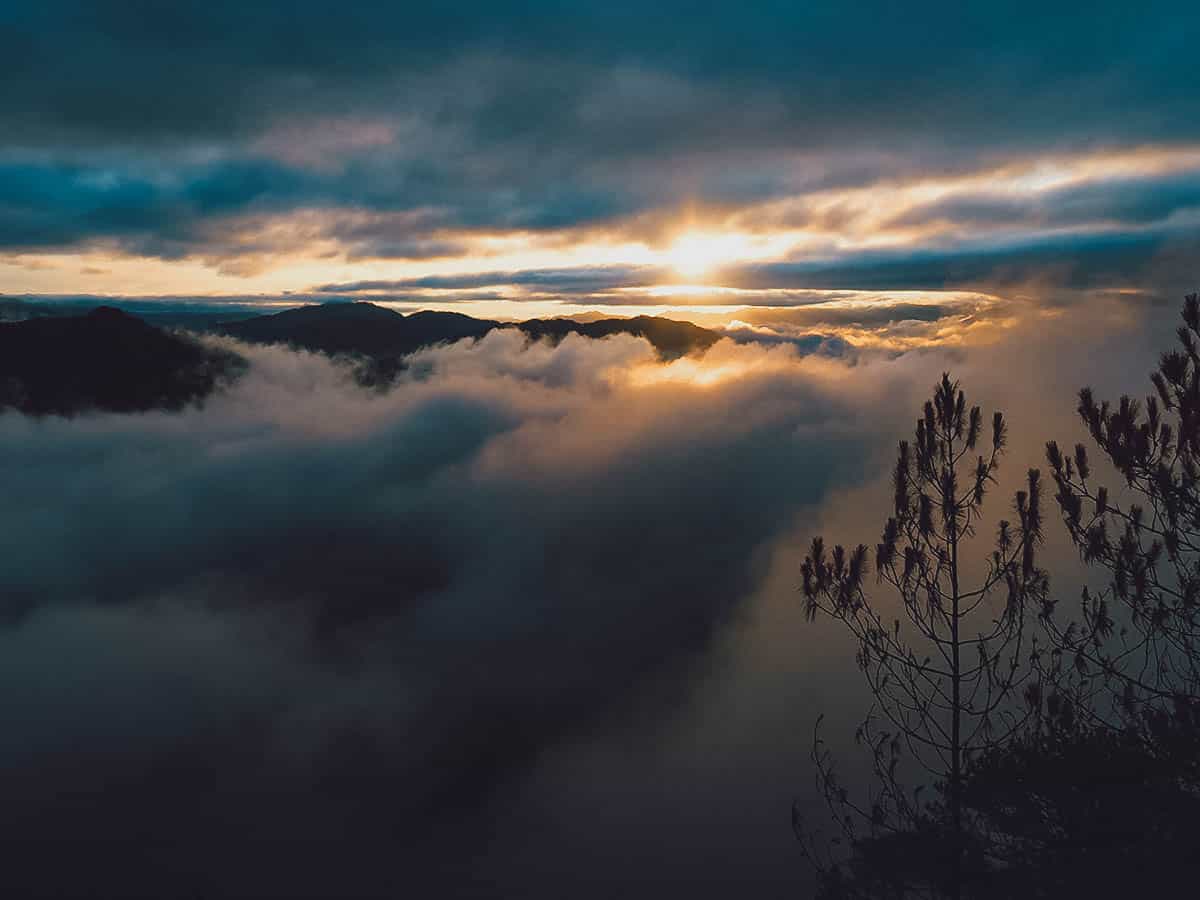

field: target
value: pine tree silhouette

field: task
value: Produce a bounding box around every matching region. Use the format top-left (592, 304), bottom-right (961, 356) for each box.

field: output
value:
top-left (798, 374), bottom-right (1047, 899)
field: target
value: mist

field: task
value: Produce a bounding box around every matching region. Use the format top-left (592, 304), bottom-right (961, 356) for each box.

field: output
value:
top-left (0, 293), bottom-right (1173, 897)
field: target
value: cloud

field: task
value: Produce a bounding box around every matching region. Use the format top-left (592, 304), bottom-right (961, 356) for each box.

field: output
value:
top-left (6, 2), bottom-right (1193, 150)
top-left (727, 227), bottom-right (1200, 295)
top-left (886, 169), bottom-right (1200, 232)
top-left (0, 289), bottom-right (1185, 895)
top-left (0, 329), bottom-right (902, 894)
top-left (2, 1), bottom-right (1196, 284)
top-left (315, 266), bottom-right (667, 295)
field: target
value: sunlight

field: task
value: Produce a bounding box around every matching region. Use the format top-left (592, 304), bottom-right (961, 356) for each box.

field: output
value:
top-left (665, 231), bottom-right (752, 279)
top-left (622, 344), bottom-right (801, 390)
top-left (626, 356), bottom-right (749, 388)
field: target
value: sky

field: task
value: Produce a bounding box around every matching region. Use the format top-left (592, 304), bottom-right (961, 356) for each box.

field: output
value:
top-left (3, 1), bottom-right (1198, 330)
top-left (3, 4), bottom-right (1200, 897)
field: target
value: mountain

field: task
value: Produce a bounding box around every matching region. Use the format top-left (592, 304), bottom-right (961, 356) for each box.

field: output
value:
top-left (0, 297), bottom-right (60, 322)
top-left (218, 302), bottom-right (719, 362)
top-left (517, 315), bottom-right (719, 359)
top-left (0, 307), bottom-right (242, 416)
top-left (218, 302), bottom-right (478, 357)
top-left (0, 296), bottom-right (265, 329)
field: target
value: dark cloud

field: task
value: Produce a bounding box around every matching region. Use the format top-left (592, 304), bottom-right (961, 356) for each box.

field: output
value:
top-left (316, 266), bottom-right (667, 295)
top-left (6, 2), bottom-right (1192, 148)
top-left (728, 227), bottom-right (1200, 294)
top-left (889, 169), bottom-right (1200, 231)
top-left (2, 2), bottom-right (1196, 265)
top-left (0, 154), bottom-right (651, 261)
top-left (0, 159), bottom-right (306, 254)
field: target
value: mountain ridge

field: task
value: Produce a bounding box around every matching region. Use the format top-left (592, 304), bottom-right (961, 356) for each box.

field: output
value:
top-left (217, 301), bottom-right (719, 361)
top-left (0, 300), bottom-right (721, 415)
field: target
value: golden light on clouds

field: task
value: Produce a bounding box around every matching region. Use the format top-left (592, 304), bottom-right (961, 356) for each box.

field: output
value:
top-left (665, 232), bottom-right (749, 278)
top-left (4, 143), bottom-right (1198, 321)
top-left (623, 346), bottom-right (791, 389)
top-left (661, 229), bottom-right (804, 280)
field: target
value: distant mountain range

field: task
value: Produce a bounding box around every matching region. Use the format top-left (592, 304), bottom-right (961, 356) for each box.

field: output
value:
top-left (0, 301), bottom-right (720, 416)
top-left (217, 302), bottom-right (719, 361)
top-left (0, 307), bottom-right (241, 416)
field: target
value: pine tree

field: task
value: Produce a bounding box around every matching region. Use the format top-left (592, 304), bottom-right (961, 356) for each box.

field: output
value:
top-left (798, 374), bottom-right (1047, 899)
top-left (1037, 293), bottom-right (1200, 864)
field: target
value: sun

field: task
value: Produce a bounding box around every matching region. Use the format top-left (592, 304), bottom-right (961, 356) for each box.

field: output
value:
top-left (665, 231), bottom-right (749, 279)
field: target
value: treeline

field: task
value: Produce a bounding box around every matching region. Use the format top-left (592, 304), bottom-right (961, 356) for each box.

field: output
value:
top-left (798, 294), bottom-right (1200, 898)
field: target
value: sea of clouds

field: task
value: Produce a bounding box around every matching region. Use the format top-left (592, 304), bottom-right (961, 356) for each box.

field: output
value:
top-left (0, 306), bottom-right (1170, 896)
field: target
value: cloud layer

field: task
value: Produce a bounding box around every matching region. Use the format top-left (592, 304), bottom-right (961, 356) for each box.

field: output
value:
top-left (0, 330), bottom-right (908, 895)
top-left (2, 2), bottom-right (1197, 306)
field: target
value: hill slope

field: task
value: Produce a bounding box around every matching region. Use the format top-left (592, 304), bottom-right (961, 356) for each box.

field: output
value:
top-left (0, 307), bottom-right (241, 416)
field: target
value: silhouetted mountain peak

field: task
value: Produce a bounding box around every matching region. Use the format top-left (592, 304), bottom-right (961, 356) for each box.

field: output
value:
top-left (232, 301), bottom-right (403, 328)
top-left (405, 310), bottom-right (483, 324)
top-left (86, 305), bottom-right (134, 321)
top-left (301, 301), bottom-right (401, 319)
top-left (219, 301), bottom-right (426, 357)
